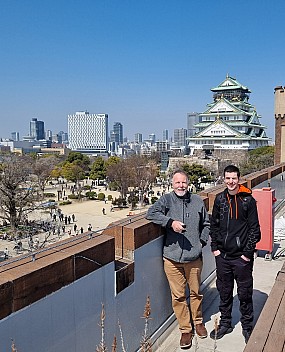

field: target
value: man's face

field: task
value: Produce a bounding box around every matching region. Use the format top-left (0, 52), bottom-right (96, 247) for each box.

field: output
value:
top-left (224, 171), bottom-right (239, 194)
top-left (172, 173), bottom-right (189, 196)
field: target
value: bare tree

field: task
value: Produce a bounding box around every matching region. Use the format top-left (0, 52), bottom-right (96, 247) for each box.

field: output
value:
top-left (32, 156), bottom-right (58, 197)
top-left (107, 156), bottom-right (158, 199)
top-left (0, 155), bottom-right (40, 232)
top-left (106, 159), bottom-right (131, 198)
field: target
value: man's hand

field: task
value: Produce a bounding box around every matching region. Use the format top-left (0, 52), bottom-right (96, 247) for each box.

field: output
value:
top-left (171, 220), bottom-right (186, 233)
top-left (212, 250), bottom-right (221, 256)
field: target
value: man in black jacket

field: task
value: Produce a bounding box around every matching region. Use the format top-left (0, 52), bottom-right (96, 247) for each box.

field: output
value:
top-left (210, 165), bottom-right (261, 343)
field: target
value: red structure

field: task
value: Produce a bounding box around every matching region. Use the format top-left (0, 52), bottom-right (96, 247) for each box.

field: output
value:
top-left (252, 187), bottom-right (276, 260)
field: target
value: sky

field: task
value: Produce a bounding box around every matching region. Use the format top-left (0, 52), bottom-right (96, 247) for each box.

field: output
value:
top-left (1, 0), bottom-right (285, 142)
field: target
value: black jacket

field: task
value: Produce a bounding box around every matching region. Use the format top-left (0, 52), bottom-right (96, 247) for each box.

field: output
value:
top-left (210, 184), bottom-right (261, 259)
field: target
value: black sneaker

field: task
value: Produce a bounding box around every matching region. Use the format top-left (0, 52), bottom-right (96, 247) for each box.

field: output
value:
top-left (242, 329), bottom-right (252, 343)
top-left (210, 325), bottom-right (233, 340)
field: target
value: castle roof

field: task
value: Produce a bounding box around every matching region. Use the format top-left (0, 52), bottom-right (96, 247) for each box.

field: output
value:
top-left (211, 74), bottom-right (251, 93)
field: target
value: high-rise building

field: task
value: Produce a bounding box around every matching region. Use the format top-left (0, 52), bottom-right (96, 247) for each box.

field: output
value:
top-left (173, 128), bottom-right (187, 147)
top-left (58, 131), bottom-right (68, 144)
top-left (149, 133), bottom-right (156, 144)
top-left (112, 122), bottom-right (123, 144)
top-left (68, 111), bottom-right (108, 153)
top-left (30, 118), bottom-right (45, 140)
top-left (162, 129), bottom-right (169, 142)
top-left (187, 113), bottom-right (200, 137)
top-left (45, 130), bottom-right (53, 141)
top-left (134, 133), bottom-right (143, 143)
top-left (11, 132), bottom-right (20, 141)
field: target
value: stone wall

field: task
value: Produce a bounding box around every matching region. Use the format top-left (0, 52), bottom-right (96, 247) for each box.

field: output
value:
top-left (274, 86), bottom-right (285, 164)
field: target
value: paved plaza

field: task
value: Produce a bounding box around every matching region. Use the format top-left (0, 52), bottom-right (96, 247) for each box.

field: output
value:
top-left (0, 184), bottom-right (155, 260)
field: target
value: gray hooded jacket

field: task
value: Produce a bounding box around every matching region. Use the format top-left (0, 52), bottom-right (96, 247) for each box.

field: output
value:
top-left (146, 191), bottom-right (210, 263)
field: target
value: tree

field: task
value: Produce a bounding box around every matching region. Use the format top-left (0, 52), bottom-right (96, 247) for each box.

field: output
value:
top-left (106, 155), bottom-right (158, 199)
top-left (0, 155), bottom-right (41, 232)
top-left (90, 156), bottom-right (106, 180)
top-left (61, 161), bottom-right (85, 184)
top-left (181, 163), bottom-right (211, 187)
top-left (127, 156), bottom-right (158, 191)
top-left (32, 156), bottom-right (58, 196)
top-left (239, 146), bottom-right (274, 176)
top-left (66, 151), bottom-right (90, 166)
top-left (107, 159), bottom-right (131, 198)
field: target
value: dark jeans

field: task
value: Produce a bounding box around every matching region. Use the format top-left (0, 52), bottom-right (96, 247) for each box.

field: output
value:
top-left (215, 255), bottom-right (254, 330)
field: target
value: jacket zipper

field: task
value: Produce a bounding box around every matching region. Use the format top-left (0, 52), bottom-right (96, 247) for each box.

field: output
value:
top-left (179, 199), bottom-right (186, 262)
top-left (224, 198), bottom-right (230, 259)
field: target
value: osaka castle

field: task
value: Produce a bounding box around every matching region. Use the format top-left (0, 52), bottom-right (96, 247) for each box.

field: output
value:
top-left (188, 75), bottom-right (269, 156)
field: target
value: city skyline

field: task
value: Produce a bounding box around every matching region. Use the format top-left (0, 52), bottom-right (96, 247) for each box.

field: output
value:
top-left (1, 1), bottom-right (285, 142)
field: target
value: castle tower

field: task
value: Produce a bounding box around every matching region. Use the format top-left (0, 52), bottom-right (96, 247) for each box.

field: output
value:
top-left (274, 86), bottom-right (285, 163)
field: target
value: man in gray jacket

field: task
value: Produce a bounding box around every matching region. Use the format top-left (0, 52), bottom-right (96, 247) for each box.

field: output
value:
top-left (146, 169), bottom-right (210, 349)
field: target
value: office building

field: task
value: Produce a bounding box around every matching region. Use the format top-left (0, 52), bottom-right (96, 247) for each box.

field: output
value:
top-left (11, 132), bottom-right (20, 141)
top-left (148, 133), bottom-right (156, 144)
top-left (112, 122), bottom-right (123, 144)
top-left (30, 118), bottom-right (45, 140)
top-left (162, 129), bottom-right (169, 142)
top-left (187, 113), bottom-right (200, 137)
top-left (173, 128), bottom-right (187, 147)
top-left (68, 111), bottom-right (108, 154)
top-left (45, 130), bottom-right (53, 141)
top-left (134, 133), bottom-right (143, 144)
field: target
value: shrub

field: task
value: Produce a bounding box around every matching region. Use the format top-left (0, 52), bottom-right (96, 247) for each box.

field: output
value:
top-left (107, 194), bottom-right (113, 201)
top-left (44, 192), bottom-right (56, 198)
top-left (97, 192), bottom-right (105, 201)
top-left (68, 194), bottom-right (79, 199)
top-left (82, 185), bottom-right (91, 190)
top-left (112, 197), bottom-right (127, 207)
top-left (86, 191), bottom-right (97, 199)
top-left (59, 200), bottom-right (72, 206)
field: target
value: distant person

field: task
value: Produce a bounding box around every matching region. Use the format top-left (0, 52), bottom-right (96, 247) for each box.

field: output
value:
top-left (210, 165), bottom-right (261, 343)
top-left (80, 227), bottom-right (84, 234)
top-left (146, 169), bottom-right (210, 349)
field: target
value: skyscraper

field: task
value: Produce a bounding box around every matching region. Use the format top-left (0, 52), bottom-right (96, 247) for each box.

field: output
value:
top-left (112, 122), bottom-right (123, 144)
top-left (134, 133), bottom-right (143, 143)
top-left (173, 128), bottom-right (187, 147)
top-left (162, 129), bottom-right (169, 142)
top-left (187, 113), bottom-right (200, 137)
top-left (30, 118), bottom-right (45, 140)
top-left (68, 111), bottom-right (108, 153)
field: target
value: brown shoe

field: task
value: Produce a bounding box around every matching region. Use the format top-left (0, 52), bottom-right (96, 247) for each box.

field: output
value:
top-left (195, 323), bottom-right (208, 338)
top-left (180, 332), bottom-right (193, 349)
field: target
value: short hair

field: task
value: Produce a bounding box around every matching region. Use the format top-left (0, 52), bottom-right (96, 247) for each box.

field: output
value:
top-left (171, 169), bottom-right (189, 183)
top-left (223, 165), bottom-right (240, 178)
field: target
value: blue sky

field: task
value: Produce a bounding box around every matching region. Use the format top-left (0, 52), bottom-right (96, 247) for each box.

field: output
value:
top-left (1, 0), bottom-right (284, 142)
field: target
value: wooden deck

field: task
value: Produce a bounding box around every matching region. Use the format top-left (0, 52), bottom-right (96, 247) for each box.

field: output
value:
top-left (244, 261), bottom-right (285, 352)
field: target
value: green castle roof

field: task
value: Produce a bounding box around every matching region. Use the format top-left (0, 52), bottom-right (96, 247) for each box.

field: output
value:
top-left (211, 74), bottom-right (251, 93)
